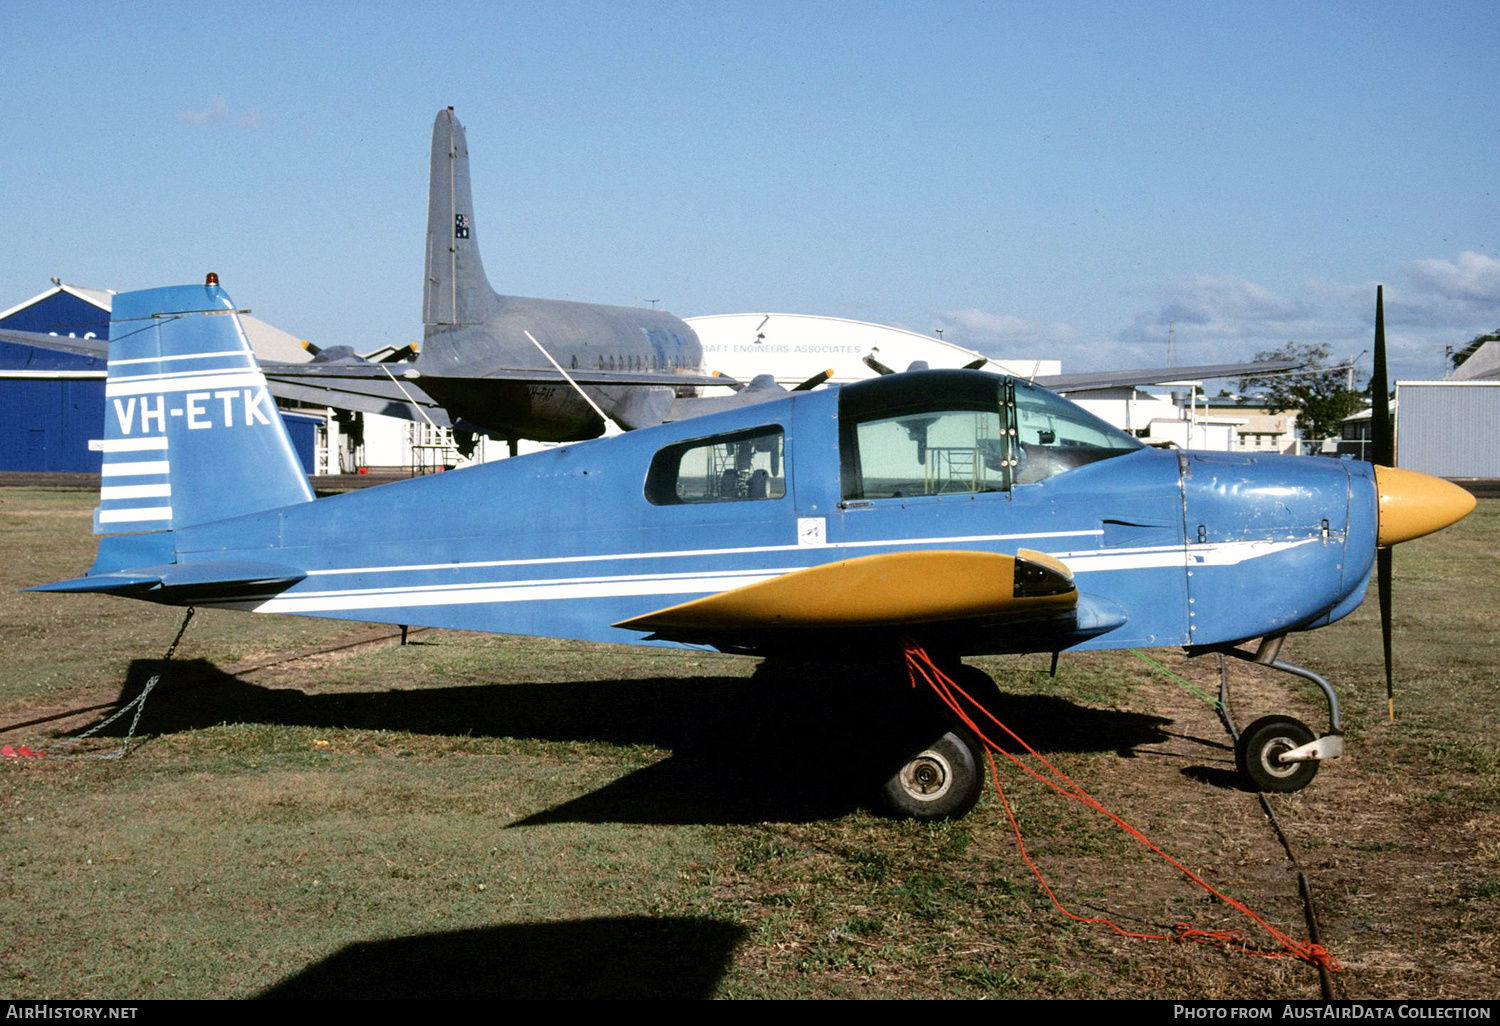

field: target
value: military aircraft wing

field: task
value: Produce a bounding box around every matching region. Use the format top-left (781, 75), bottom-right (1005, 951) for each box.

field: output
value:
top-left (1, 324), bottom-right (723, 391)
top-left (1035, 359), bottom-right (1301, 393)
top-left (0, 327), bottom-right (109, 360)
top-left (258, 365), bottom-right (453, 426)
top-left (259, 361), bottom-right (725, 388)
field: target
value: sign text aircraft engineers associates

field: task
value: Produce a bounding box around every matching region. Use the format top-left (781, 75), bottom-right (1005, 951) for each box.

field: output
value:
top-left (32, 281), bottom-right (1474, 818)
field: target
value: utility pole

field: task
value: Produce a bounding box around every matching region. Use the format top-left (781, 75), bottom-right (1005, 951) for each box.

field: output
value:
top-left (1346, 349), bottom-right (1367, 392)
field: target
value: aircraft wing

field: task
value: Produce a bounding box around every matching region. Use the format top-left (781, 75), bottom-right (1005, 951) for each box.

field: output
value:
top-left (1036, 359), bottom-right (1301, 393)
top-left (258, 360), bottom-right (731, 428)
top-left (260, 362), bottom-right (725, 388)
top-left (614, 549), bottom-right (1127, 654)
top-left (0, 327), bottom-right (109, 361)
top-left (258, 364), bottom-right (454, 427)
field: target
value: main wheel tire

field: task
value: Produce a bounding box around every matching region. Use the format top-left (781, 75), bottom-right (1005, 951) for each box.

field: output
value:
top-left (880, 727), bottom-right (985, 820)
top-left (1236, 715), bottom-right (1319, 793)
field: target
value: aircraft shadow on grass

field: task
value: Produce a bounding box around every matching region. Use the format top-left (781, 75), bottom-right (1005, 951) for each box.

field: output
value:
top-left (256, 915), bottom-right (745, 999)
top-left (85, 657), bottom-right (1174, 824)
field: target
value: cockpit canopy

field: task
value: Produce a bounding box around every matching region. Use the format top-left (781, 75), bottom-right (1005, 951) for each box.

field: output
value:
top-left (838, 370), bottom-right (1141, 500)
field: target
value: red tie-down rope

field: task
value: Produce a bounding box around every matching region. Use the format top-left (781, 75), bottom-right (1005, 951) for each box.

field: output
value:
top-left (903, 641), bottom-right (1339, 973)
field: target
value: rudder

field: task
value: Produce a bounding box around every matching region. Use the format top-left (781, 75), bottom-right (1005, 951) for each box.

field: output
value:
top-left (422, 107), bottom-right (498, 328)
top-left (96, 281), bottom-right (313, 536)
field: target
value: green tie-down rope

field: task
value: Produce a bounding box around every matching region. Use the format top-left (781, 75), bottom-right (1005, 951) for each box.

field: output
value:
top-left (1128, 649), bottom-right (1221, 709)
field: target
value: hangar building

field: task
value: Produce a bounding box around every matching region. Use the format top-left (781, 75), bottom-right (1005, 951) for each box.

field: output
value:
top-left (1394, 380), bottom-right (1500, 478)
top-left (685, 313), bottom-right (1060, 382)
top-left (0, 281), bottom-right (322, 474)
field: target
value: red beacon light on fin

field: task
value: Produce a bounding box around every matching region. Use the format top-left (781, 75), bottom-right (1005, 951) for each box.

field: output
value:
top-left (205, 272), bottom-right (220, 286)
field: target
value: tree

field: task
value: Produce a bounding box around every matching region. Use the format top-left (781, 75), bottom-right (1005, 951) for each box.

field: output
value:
top-left (1236, 343), bottom-right (1368, 443)
top-left (1451, 329), bottom-right (1500, 370)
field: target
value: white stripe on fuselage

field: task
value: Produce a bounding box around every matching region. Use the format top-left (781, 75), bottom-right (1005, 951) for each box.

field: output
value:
top-left (300, 529), bottom-right (1108, 578)
top-left (98, 506), bottom-right (173, 524)
top-left (109, 350), bottom-right (251, 367)
top-left (1053, 537), bottom-right (1321, 572)
top-left (106, 370), bottom-right (265, 397)
top-left (100, 483), bottom-right (171, 501)
top-left (101, 460), bottom-right (170, 477)
top-left (225, 568), bottom-right (792, 614)
top-left (219, 535), bottom-right (1323, 617)
top-left (95, 437), bottom-right (169, 452)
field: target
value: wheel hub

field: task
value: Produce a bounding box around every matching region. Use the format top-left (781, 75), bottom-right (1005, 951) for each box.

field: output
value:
top-left (899, 750), bottom-right (954, 801)
top-left (1258, 736), bottom-right (1301, 778)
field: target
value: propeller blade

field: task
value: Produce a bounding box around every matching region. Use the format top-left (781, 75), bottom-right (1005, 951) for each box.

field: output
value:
top-left (1378, 546), bottom-right (1394, 722)
top-left (377, 343), bottom-right (419, 364)
top-left (1371, 285), bottom-right (1395, 719)
top-left (1371, 285), bottom-right (1393, 467)
top-left (863, 354), bottom-right (896, 376)
top-left (792, 368), bottom-right (834, 391)
top-left (962, 357), bottom-right (989, 370)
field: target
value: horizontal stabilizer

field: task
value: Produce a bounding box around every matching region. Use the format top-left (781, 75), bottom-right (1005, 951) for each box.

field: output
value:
top-left (614, 549), bottom-right (1076, 632)
top-left (28, 560), bottom-right (305, 595)
top-left (0, 327), bottom-right (109, 360)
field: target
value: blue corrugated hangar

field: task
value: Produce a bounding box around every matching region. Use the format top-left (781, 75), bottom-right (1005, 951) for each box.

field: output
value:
top-left (0, 280), bottom-right (321, 473)
top-left (0, 282), bottom-right (111, 471)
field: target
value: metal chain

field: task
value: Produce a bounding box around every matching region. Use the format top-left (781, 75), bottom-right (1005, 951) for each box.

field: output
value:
top-left (48, 607), bottom-right (196, 761)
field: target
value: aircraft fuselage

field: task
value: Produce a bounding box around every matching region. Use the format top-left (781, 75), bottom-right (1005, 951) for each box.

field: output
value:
top-left (162, 371), bottom-right (1376, 659)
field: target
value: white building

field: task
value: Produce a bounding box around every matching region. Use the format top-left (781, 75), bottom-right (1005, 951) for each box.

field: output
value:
top-left (685, 312), bottom-right (1059, 384)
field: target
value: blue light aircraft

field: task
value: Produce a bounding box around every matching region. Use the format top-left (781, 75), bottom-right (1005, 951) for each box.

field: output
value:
top-left (30, 279), bottom-right (1474, 818)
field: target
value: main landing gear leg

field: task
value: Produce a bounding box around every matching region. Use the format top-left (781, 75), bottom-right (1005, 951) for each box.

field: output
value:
top-left (1212, 637), bottom-right (1345, 793)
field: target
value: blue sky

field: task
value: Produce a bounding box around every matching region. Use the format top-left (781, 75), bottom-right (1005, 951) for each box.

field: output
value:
top-left (4, 0), bottom-right (1496, 384)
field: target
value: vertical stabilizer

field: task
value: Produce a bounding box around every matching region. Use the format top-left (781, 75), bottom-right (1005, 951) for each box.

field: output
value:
top-left (97, 283), bottom-right (314, 535)
top-left (423, 107), bottom-right (498, 326)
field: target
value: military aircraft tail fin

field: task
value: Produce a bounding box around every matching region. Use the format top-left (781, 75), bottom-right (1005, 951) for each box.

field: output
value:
top-left (423, 107), bottom-right (498, 328)
top-left (93, 280), bottom-right (314, 539)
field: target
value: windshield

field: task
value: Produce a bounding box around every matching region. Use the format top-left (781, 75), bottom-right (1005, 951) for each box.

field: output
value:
top-left (1012, 380), bottom-right (1143, 484)
top-left (837, 371), bottom-right (1142, 495)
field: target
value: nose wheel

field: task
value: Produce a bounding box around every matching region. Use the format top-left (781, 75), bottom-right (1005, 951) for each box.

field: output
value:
top-left (1205, 639), bottom-right (1345, 794)
top-left (1235, 715), bottom-right (1319, 793)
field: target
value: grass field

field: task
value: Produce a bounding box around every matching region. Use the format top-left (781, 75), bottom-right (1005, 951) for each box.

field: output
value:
top-left (1, 486), bottom-right (1496, 999)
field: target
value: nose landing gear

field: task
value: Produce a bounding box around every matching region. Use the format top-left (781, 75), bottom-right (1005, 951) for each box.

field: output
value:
top-left (1235, 715), bottom-right (1320, 793)
top-left (1206, 637), bottom-right (1345, 794)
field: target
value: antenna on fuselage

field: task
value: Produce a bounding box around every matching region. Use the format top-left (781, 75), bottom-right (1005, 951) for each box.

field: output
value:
top-left (524, 329), bottom-right (616, 428)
